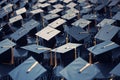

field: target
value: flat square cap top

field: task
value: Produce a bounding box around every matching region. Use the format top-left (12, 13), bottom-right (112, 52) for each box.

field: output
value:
top-left (62, 0), bottom-right (72, 3)
top-left (94, 4), bottom-right (105, 11)
top-left (66, 8), bottom-right (79, 14)
top-left (38, 3), bottom-right (50, 8)
top-left (95, 25), bottom-right (120, 41)
top-left (80, 8), bottom-right (92, 14)
top-left (60, 57), bottom-right (100, 80)
top-left (30, 9), bottom-right (43, 15)
top-left (62, 13), bottom-right (77, 20)
top-left (48, 18), bottom-right (66, 28)
top-left (38, 0), bottom-right (46, 3)
top-left (66, 2), bottom-right (77, 8)
top-left (36, 26), bottom-right (60, 41)
top-left (77, 0), bottom-right (86, 3)
top-left (112, 12), bottom-right (120, 20)
top-left (109, 0), bottom-right (120, 7)
top-left (66, 27), bottom-right (89, 41)
top-left (97, 19), bottom-right (115, 27)
top-left (72, 19), bottom-right (91, 28)
top-left (9, 57), bottom-right (46, 80)
top-left (43, 13), bottom-right (59, 21)
top-left (21, 44), bottom-right (50, 54)
top-left (9, 15), bottom-right (23, 24)
top-left (10, 19), bottom-right (39, 41)
top-left (0, 39), bottom-right (16, 54)
top-left (87, 40), bottom-right (119, 55)
top-left (52, 43), bottom-right (82, 53)
top-left (110, 63), bottom-right (120, 76)
top-left (10, 27), bottom-right (29, 41)
top-left (49, 8), bottom-right (63, 14)
top-left (48, 0), bottom-right (57, 3)
top-left (82, 14), bottom-right (97, 20)
top-left (53, 4), bottom-right (64, 9)
top-left (3, 3), bottom-right (13, 10)
top-left (16, 7), bottom-right (27, 15)
top-left (22, 19), bottom-right (40, 31)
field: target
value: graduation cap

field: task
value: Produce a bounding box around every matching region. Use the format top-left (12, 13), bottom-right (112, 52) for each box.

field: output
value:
top-left (49, 8), bottom-right (63, 14)
top-left (95, 25), bottom-right (120, 41)
top-left (72, 18), bottom-right (91, 29)
top-left (80, 7), bottom-right (92, 14)
top-left (77, 0), bottom-right (86, 4)
top-left (48, 0), bottom-right (57, 4)
top-left (38, 3), bottom-right (50, 9)
top-left (15, 7), bottom-right (27, 18)
top-left (10, 19), bottom-right (39, 46)
top-left (82, 14), bottom-right (98, 20)
top-left (82, 14), bottom-right (98, 26)
top-left (61, 13), bottom-right (77, 24)
top-left (53, 4), bottom-right (64, 9)
top-left (9, 15), bottom-right (23, 27)
top-left (25, 20), bottom-right (40, 37)
top-left (66, 2), bottom-right (77, 8)
top-left (12, 0), bottom-right (19, 3)
top-left (97, 19), bottom-right (115, 27)
top-left (110, 63), bottom-right (120, 77)
top-left (0, 39), bottom-right (16, 64)
top-left (9, 57), bottom-right (46, 80)
top-left (48, 18), bottom-right (66, 29)
top-left (62, 0), bottom-right (72, 4)
top-left (87, 40), bottom-right (119, 55)
top-left (66, 27), bottom-right (89, 42)
top-left (94, 4), bottom-right (106, 14)
top-left (3, 3), bottom-right (13, 10)
top-left (43, 13), bottom-right (60, 23)
top-left (36, 26), bottom-right (60, 41)
top-left (0, 4), bottom-right (13, 21)
top-left (108, 0), bottom-right (120, 7)
top-left (21, 44), bottom-right (50, 62)
top-left (37, 0), bottom-right (46, 3)
top-left (60, 57), bottom-right (100, 80)
top-left (66, 8), bottom-right (80, 21)
top-left (16, 7), bottom-right (27, 15)
top-left (112, 12), bottom-right (120, 21)
top-left (30, 9), bottom-right (44, 15)
top-left (52, 43), bottom-right (82, 66)
top-left (29, 9), bottom-right (44, 21)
